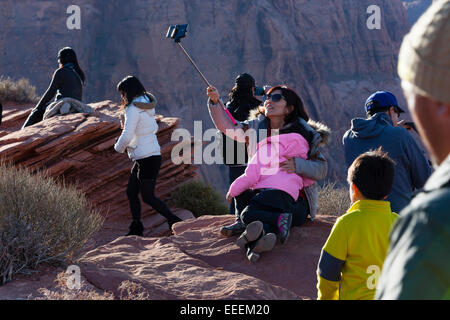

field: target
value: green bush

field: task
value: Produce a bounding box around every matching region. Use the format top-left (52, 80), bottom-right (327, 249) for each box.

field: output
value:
top-left (0, 162), bottom-right (103, 285)
top-left (169, 180), bottom-right (228, 217)
top-left (0, 76), bottom-right (39, 103)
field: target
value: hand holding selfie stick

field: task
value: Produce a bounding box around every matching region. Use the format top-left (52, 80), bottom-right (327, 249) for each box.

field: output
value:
top-left (166, 24), bottom-right (238, 126)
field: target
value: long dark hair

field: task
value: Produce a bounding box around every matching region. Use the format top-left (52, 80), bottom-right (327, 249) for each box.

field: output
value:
top-left (266, 85), bottom-right (309, 123)
top-left (58, 47), bottom-right (85, 84)
top-left (117, 75), bottom-right (147, 108)
top-left (266, 85), bottom-right (311, 141)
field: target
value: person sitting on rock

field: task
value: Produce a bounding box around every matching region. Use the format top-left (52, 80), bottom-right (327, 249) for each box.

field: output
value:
top-left (316, 149), bottom-right (399, 300)
top-left (207, 85), bottom-right (330, 262)
top-left (114, 75), bottom-right (182, 236)
top-left (227, 119), bottom-right (315, 262)
top-left (22, 47), bottom-right (86, 128)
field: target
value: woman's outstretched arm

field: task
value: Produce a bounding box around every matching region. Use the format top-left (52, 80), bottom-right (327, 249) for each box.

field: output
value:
top-left (206, 86), bottom-right (248, 142)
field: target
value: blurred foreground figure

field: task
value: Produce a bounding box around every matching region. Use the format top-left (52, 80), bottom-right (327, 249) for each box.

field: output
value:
top-left (376, 0), bottom-right (450, 300)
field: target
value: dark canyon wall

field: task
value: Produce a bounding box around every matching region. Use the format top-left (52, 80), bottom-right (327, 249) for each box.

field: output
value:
top-left (1, 0), bottom-right (422, 194)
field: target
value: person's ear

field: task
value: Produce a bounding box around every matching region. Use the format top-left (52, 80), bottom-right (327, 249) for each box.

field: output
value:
top-left (351, 183), bottom-right (359, 196)
top-left (351, 183), bottom-right (365, 201)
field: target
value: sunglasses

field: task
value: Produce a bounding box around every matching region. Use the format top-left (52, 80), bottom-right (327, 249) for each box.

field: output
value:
top-left (266, 93), bottom-right (285, 102)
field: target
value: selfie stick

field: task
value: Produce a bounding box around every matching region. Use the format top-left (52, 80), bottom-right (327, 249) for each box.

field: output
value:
top-left (166, 24), bottom-right (238, 126)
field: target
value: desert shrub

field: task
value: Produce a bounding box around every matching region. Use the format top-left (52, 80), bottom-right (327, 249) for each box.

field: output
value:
top-left (34, 271), bottom-right (114, 300)
top-left (169, 180), bottom-right (228, 217)
top-left (0, 162), bottom-right (104, 285)
top-left (317, 181), bottom-right (351, 217)
top-left (0, 76), bottom-right (39, 103)
top-left (118, 281), bottom-right (150, 300)
top-left (35, 277), bottom-right (148, 300)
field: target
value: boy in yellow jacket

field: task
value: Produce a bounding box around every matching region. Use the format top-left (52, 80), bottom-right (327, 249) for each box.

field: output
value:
top-left (317, 149), bottom-right (399, 300)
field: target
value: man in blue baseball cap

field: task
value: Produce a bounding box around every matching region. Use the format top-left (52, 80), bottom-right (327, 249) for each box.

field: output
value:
top-left (343, 90), bottom-right (432, 214)
top-left (365, 91), bottom-right (405, 118)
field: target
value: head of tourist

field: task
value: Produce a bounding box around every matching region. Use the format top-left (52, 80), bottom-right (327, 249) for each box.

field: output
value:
top-left (347, 148), bottom-right (396, 203)
top-left (263, 85), bottom-right (309, 130)
top-left (229, 73), bottom-right (256, 101)
top-left (117, 75), bottom-right (147, 108)
top-left (364, 91), bottom-right (405, 126)
top-left (57, 47), bottom-right (85, 84)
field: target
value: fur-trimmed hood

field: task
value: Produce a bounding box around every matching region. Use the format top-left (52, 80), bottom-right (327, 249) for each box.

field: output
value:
top-left (308, 119), bottom-right (331, 147)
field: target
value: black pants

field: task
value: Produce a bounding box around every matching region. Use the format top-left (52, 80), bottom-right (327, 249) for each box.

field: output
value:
top-left (126, 155), bottom-right (178, 223)
top-left (236, 189), bottom-right (310, 234)
top-left (22, 102), bottom-right (49, 128)
top-left (228, 165), bottom-right (247, 216)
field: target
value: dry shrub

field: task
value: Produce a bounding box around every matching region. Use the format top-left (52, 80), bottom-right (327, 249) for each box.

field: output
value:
top-left (0, 162), bottom-right (104, 285)
top-left (118, 281), bottom-right (150, 300)
top-left (0, 76), bottom-right (39, 103)
top-left (317, 181), bottom-right (351, 217)
top-left (35, 276), bottom-right (150, 300)
top-left (35, 271), bottom-right (114, 300)
top-left (169, 180), bottom-right (228, 217)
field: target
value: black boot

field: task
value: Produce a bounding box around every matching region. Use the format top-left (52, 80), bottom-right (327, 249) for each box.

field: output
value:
top-left (220, 220), bottom-right (246, 237)
top-left (167, 215), bottom-right (183, 231)
top-left (126, 220), bottom-right (144, 236)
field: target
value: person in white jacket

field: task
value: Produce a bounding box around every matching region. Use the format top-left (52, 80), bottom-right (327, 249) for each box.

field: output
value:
top-left (114, 76), bottom-right (182, 236)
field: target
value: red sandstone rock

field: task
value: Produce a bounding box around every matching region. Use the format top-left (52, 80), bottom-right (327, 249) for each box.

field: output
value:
top-left (78, 214), bottom-right (336, 300)
top-left (0, 101), bottom-right (198, 237)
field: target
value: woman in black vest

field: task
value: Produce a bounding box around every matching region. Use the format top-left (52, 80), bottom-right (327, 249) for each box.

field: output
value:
top-left (221, 73), bottom-right (262, 222)
top-left (22, 47), bottom-right (85, 128)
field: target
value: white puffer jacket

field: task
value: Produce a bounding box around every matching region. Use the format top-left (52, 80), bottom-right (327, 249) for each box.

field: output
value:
top-left (114, 95), bottom-right (161, 160)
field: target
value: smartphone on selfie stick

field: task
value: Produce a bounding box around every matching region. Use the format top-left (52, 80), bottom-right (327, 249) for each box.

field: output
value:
top-left (166, 24), bottom-right (238, 126)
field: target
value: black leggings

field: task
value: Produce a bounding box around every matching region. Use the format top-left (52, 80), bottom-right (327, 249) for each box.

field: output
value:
top-left (126, 155), bottom-right (178, 223)
top-left (22, 102), bottom-right (49, 128)
top-left (236, 189), bottom-right (310, 234)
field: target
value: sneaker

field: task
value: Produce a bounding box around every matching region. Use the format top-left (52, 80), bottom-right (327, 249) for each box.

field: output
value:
top-left (220, 220), bottom-right (246, 237)
top-left (277, 213), bottom-right (292, 244)
top-left (236, 221), bottom-right (264, 251)
top-left (252, 233), bottom-right (277, 253)
top-left (246, 247), bottom-right (261, 263)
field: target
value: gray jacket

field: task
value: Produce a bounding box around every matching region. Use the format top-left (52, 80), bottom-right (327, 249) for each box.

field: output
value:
top-left (376, 154), bottom-right (450, 299)
top-left (208, 99), bottom-right (330, 219)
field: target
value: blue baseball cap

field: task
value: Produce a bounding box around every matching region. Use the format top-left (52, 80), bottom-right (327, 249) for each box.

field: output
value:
top-left (365, 91), bottom-right (405, 114)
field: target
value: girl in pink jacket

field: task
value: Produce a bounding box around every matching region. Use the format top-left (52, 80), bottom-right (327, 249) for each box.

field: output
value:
top-left (226, 125), bottom-right (314, 262)
top-left (228, 132), bottom-right (314, 202)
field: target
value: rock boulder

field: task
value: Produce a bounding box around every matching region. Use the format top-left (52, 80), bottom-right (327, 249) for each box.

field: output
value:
top-left (79, 214), bottom-right (336, 300)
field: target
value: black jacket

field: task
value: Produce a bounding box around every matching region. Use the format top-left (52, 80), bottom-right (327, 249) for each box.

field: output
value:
top-left (35, 66), bottom-right (83, 111)
top-left (222, 96), bottom-right (261, 166)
